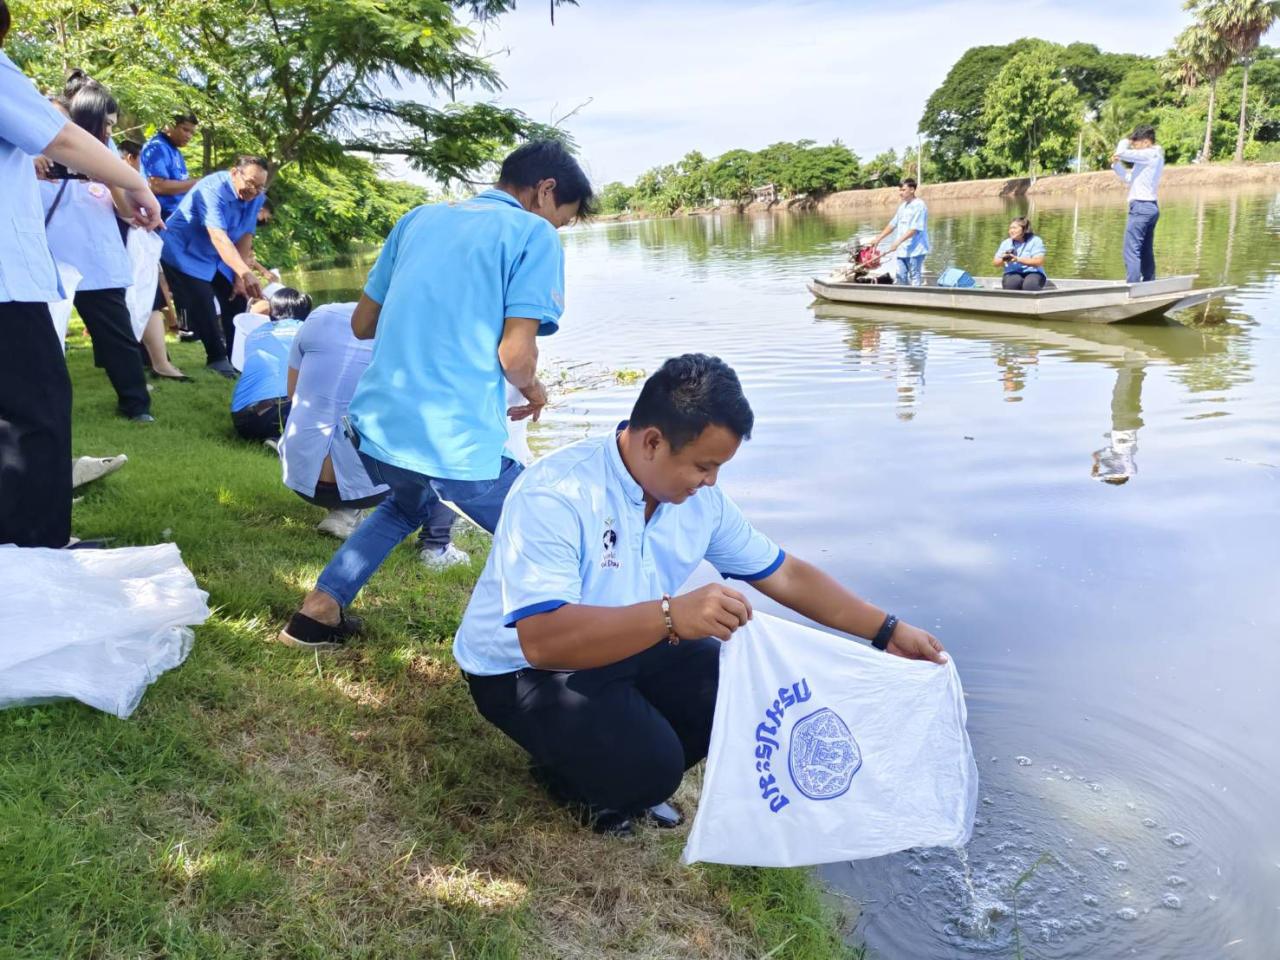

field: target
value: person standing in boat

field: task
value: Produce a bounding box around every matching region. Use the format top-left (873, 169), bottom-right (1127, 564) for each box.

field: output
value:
top-left (1111, 125), bottom-right (1164, 283)
top-left (871, 178), bottom-right (930, 286)
top-left (992, 217), bottom-right (1046, 291)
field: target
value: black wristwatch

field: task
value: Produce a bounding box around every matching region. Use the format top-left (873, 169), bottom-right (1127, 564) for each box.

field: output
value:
top-left (872, 613), bottom-right (899, 651)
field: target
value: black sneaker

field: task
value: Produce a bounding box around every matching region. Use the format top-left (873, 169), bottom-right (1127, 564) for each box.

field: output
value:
top-left (206, 359), bottom-right (238, 380)
top-left (278, 610), bottom-right (364, 651)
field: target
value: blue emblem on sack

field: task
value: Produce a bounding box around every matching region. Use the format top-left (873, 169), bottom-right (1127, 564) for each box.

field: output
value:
top-left (788, 708), bottom-right (861, 800)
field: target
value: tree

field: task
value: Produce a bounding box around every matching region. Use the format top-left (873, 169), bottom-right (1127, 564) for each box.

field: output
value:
top-left (1191, 0), bottom-right (1280, 161)
top-left (980, 51), bottom-right (1083, 176)
top-left (1166, 22), bottom-right (1235, 161)
top-left (918, 43), bottom-right (1022, 180)
top-left (597, 181), bottom-right (634, 214)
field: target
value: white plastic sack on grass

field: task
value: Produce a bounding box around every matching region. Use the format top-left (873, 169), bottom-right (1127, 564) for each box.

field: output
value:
top-left (47, 262), bottom-right (82, 349)
top-left (682, 612), bottom-right (977, 867)
top-left (0, 543), bottom-right (210, 718)
top-left (124, 227), bottom-right (165, 340)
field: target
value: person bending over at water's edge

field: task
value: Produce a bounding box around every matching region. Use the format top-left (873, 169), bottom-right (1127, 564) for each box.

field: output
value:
top-left (992, 217), bottom-right (1046, 291)
top-left (452, 354), bottom-right (947, 837)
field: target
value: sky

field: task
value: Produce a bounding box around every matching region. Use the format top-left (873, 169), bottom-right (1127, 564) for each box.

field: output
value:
top-left (395, 0), bottom-right (1208, 188)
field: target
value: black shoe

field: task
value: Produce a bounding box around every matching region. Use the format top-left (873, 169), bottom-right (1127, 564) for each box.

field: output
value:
top-left (178, 330), bottom-right (198, 342)
top-left (278, 610), bottom-right (364, 651)
top-left (150, 371), bottom-right (192, 382)
top-left (206, 360), bottom-right (238, 380)
top-left (589, 808), bottom-right (636, 837)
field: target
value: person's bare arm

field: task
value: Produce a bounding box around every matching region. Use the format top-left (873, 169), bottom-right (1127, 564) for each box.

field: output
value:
top-left (148, 176), bottom-right (198, 197)
top-left (207, 227), bottom-right (261, 298)
top-left (351, 293), bottom-right (381, 340)
top-left (516, 582), bottom-right (754, 671)
top-left (40, 122), bottom-right (161, 229)
top-left (499, 316), bottom-right (548, 421)
top-left (751, 554), bottom-right (946, 663)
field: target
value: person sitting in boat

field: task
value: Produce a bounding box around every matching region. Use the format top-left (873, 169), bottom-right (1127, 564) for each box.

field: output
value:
top-left (992, 217), bottom-right (1046, 291)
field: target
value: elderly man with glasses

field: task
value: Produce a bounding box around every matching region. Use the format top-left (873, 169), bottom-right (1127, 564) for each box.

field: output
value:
top-left (159, 155), bottom-right (272, 378)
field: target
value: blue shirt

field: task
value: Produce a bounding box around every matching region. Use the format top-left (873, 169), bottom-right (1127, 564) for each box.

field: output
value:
top-left (453, 430), bottom-right (784, 676)
top-left (139, 131), bottom-right (188, 218)
top-left (231, 319), bottom-right (300, 412)
top-left (1112, 145), bottom-right (1164, 203)
top-left (889, 198), bottom-right (930, 259)
top-left (349, 189), bottom-right (566, 481)
top-left (281, 303), bottom-right (387, 502)
top-left (995, 235), bottom-right (1047, 276)
top-left (161, 170), bottom-right (265, 281)
top-left (0, 51), bottom-right (67, 303)
top-left (40, 179), bottom-right (134, 291)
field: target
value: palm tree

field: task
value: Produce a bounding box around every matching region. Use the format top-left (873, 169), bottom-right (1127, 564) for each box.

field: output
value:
top-left (1190, 0), bottom-right (1280, 162)
top-left (1166, 23), bottom-right (1235, 162)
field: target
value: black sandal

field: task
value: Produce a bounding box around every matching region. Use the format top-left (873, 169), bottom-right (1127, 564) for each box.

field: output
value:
top-left (278, 610), bottom-right (364, 650)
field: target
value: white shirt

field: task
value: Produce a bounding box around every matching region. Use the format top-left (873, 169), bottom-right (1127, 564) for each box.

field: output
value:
top-left (453, 429), bottom-right (784, 676)
top-left (1112, 145), bottom-right (1164, 203)
top-left (40, 179), bottom-right (134, 291)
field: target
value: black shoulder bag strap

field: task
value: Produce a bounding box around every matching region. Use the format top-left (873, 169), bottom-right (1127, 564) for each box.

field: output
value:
top-left (44, 178), bottom-right (72, 227)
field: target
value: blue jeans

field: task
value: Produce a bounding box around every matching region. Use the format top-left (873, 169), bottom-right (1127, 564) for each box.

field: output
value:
top-left (896, 255), bottom-right (925, 286)
top-left (315, 452), bottom-right (524, 608)
top-left (1124, 201), bottom-right (1159, 283)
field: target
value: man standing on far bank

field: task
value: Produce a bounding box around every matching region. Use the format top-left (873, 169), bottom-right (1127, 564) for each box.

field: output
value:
top-left (872, 178), bottom-right (930, 286)
top-left (279, 140), bottom-right (595, 650)
top-left (1111, 124), bottom-right (1164, 283)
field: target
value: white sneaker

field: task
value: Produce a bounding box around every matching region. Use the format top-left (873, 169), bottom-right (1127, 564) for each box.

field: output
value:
top-left (72, 454), bottom-right (128, 489)
top-left (420, 542), bottom-right (471, 570)
top-left (263, 438), bottom-right (280, 455)
top-left (315, 508), bottom-right (364, 540)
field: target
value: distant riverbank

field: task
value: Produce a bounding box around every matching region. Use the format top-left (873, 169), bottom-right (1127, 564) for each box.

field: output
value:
top-left (597, 162), bottom-right (1280, 223)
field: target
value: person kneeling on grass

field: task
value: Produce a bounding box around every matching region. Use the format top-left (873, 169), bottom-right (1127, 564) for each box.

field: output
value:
top-left (992, 217), bottom-right (1047, 291)
top-left (451, 354), bottom-right (947, 836)
top-left (280, 301), bottom-right (467, 566)
top-left (229, 287), bottom-right (310, 441)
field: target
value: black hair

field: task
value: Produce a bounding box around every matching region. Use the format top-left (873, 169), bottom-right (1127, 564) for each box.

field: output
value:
top-left (902, 177), bottom-right (918, 190)
top-left (118, 139), bottom-right (142, 158)
top-left (234, 154), bottom-right (269, 173)
top-left (498, 139), bottom-right (596, 218)
top-left (1010, 216), bottom-right (1034, 240)
top-left (68, 81), bottom-right (119, 144)
top-left (269, 287), bottom-right (312, 321)
top-left (628, 354), bottom-right (754, 452)
top-left (171, 112), bottom-right (198, 126)
top-left (1130, 124), bottom-right (1157, 143)
top-left (62, 68), bottom-right (93, 100)
top-left (0, 2), bottom-right (10, 47)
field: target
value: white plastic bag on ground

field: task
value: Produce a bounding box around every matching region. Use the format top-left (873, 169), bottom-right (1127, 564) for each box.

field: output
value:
top-left (124, 228), bottom-right (165, 340)
top-left (682, 612), bottom-right (977, 867)
top-left (0, 543), bottom-right (210, 718)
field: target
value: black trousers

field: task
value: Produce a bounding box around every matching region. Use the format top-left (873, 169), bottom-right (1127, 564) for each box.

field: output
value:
top-left (212, 271), bottom-right (247, 361)
top-left (1002, 272), bottom-right (1047, 291)
top-left (163, 263), bottom-right (225, 364)
top-left (466, 636), bottom-right (720, 814)
top-left (295, 482), bottom-right (389, 511)
top-left (231, 397), bottom-right (291, 440)
top-left (73, 288), bottom-right (151, 418)
top-left (0, 301), bottom-right (72, 547)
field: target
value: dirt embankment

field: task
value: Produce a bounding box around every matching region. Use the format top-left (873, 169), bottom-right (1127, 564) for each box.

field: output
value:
top-left (595, 163), bottom-right (1280, 222)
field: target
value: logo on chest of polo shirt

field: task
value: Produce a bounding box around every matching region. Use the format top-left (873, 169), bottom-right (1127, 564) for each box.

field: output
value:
top-left (601, 517), bottom-right (621, 569)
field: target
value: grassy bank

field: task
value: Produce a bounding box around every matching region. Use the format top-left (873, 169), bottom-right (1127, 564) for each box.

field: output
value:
top-left (0, 334), bottom-right (859, 959)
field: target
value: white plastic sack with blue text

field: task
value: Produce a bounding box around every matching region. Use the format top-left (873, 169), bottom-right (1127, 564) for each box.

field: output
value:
top-left (682, 612), bottom-right (977, 867)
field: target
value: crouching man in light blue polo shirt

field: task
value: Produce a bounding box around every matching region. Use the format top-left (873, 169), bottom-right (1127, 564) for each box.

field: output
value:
top-left (280, 141), bottom-right (595, 649)
top-left (453, 355), bottom-right (948, 835)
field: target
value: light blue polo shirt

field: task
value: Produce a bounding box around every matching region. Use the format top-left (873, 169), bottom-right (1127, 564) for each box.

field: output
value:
top-left (40, 179), bottom-right (134, 291)
top-left (890, 198), bottom-right (930, 259)
top-left (995, 235), bottom-right (1047, 276)
top-left (161, 170), bottom-right (265, 281)
top-left (139, 131), bottom-right (188, 218)
top-left (230, 319), bottom-right (300, 412)
top-left (453, 429), bottom-right (785, 676)
top-left (0, 51), bottom-right (67, 303)
top-left (349, 189), bottom-right (566, 481)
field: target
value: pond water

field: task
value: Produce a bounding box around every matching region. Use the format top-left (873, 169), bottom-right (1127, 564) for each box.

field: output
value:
top-left (292, 186), bottom-right (1280, 960)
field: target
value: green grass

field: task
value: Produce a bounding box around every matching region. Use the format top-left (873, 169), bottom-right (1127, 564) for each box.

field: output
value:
top-left (0, 332), bottom-right (860, 960)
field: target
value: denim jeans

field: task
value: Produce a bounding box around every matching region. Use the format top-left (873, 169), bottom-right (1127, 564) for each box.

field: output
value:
top-left (896, 255), bottom-right (926, 287)
top-left (1123, 201), bottom-right (1159, 283)
top-left (315, 452), bottom-right (524, 608)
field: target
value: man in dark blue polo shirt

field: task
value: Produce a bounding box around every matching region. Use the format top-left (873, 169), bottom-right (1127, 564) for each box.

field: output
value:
top-left (140, 114), bottom-right (199, 220)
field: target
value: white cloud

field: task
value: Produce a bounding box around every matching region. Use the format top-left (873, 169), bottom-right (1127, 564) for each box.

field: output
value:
top-left (394, 0), bottom-right (1203, 186)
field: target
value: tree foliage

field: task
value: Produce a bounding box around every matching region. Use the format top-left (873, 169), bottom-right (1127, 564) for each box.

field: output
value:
top-left (980, 51), bottom-right (1083, 176)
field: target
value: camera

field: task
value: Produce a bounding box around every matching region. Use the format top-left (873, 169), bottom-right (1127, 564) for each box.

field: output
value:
top-left (46, 162), bottom-right (87, 181)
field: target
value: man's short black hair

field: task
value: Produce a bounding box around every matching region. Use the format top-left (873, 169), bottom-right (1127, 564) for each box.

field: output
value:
top-left (172, 112), bottom-right (198, 126)
top-left (628, 354), bottom-right (754, 452)
top-left (119, 139), bottom-right (142, 158)
top-left (902, 177), bottom-right (918, 190)
top-left (498, 139), bottom-right (596, 218)
top-left (1130, 124), bottom-right (1157, 143)
top-left (269, 287), bottom-right (312, 321)
top-left (234, 154), bottom-right (269, 173)
top-left (0, 2), bottom-right (11, 47)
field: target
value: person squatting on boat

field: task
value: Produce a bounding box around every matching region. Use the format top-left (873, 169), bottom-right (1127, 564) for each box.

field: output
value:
top-left (992, 217), bottom-right (1047, 291)
top-left (452, 354), bottom-right (947, 836)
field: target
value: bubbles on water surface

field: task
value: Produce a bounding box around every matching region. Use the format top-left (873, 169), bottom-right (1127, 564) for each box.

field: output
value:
top-left (1166, 832), bottom-right (1189, 847)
